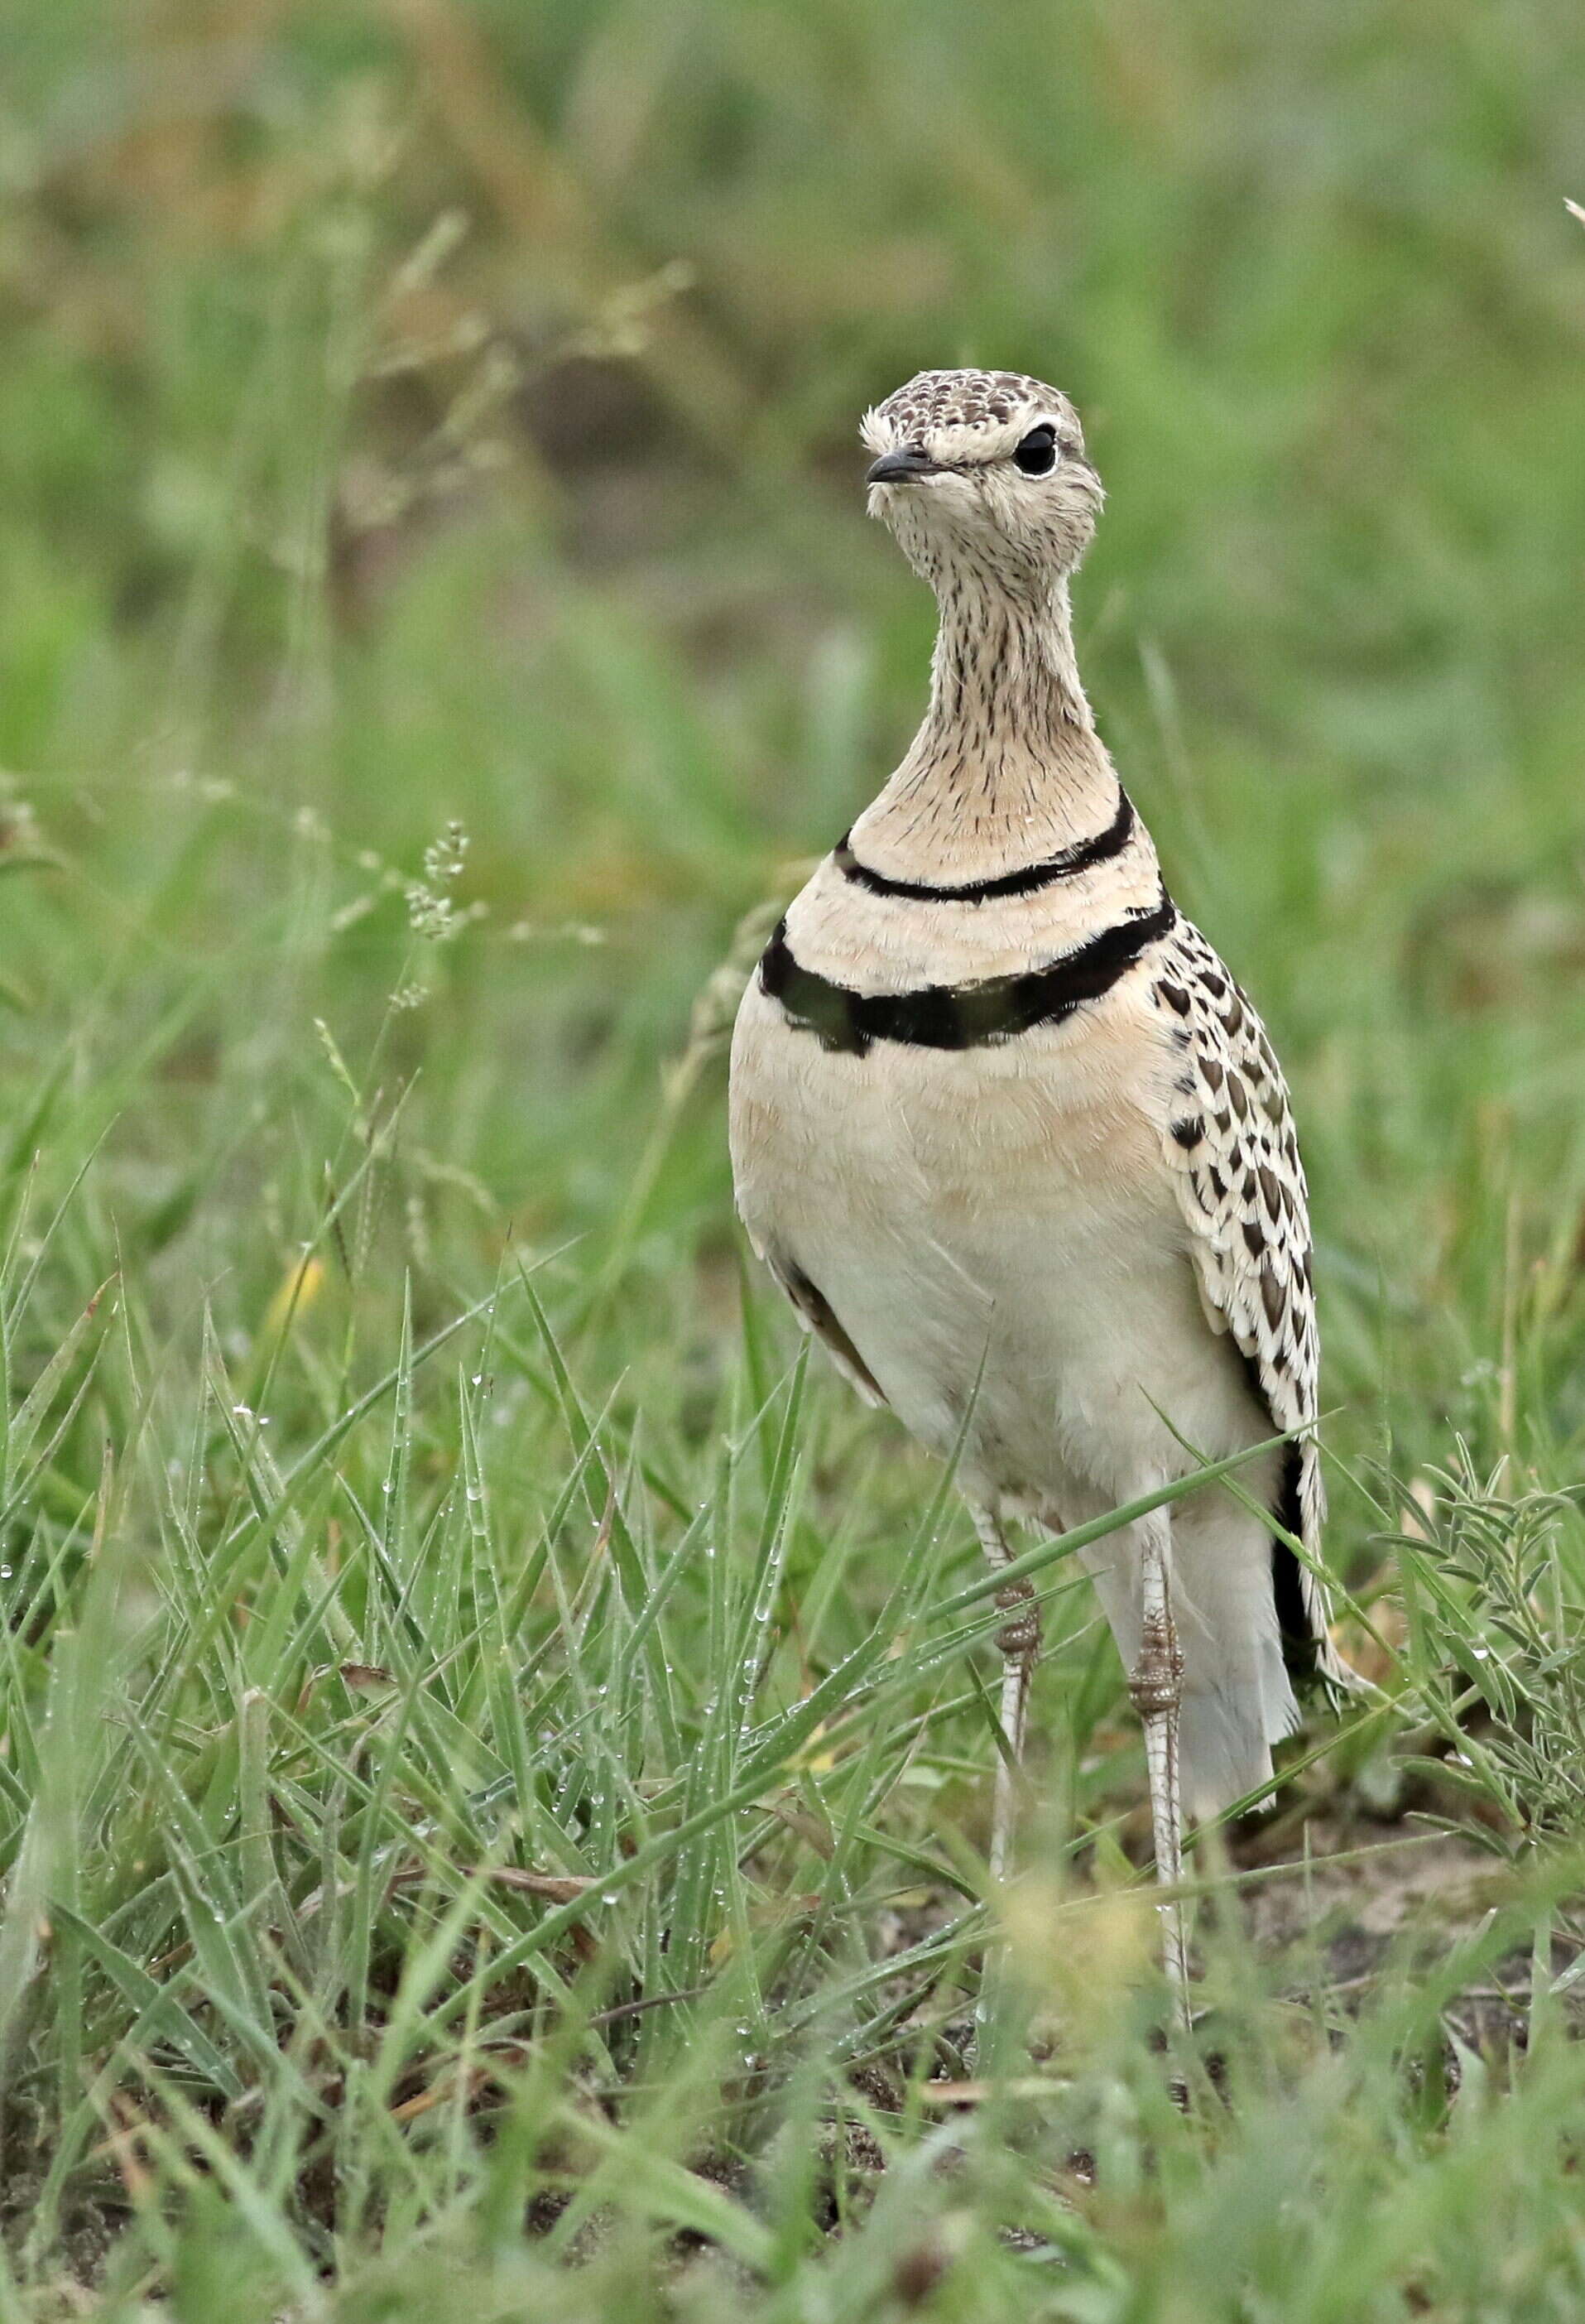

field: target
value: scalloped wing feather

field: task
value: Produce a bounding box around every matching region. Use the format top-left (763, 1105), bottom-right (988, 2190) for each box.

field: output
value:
top-left (1151, 917), bottom-right (1352, 1691)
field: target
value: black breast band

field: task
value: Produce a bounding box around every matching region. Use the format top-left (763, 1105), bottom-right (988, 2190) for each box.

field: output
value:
top-left (833, 788), bottom-right (1135, 903)
top-left (758, 889), bottom-right (1175, 1057)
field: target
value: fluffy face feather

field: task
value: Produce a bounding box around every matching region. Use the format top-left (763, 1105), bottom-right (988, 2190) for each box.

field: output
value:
top-left (860, 368), bottom-right (1104, 593)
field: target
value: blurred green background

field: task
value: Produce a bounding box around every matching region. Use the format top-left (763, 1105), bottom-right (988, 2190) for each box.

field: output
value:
top-left (2, 4), bottom-right (1585, 2310)
top-left (5, 0), bottom-right (1585, 1504)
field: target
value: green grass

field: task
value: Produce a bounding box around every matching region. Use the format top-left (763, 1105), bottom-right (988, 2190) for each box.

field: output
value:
top-left (1, 1), bottom-right (1584, 2314)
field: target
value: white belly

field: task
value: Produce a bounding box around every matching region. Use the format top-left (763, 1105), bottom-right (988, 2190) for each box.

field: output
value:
top-left (730, 974), bottom-right (1265, 1520)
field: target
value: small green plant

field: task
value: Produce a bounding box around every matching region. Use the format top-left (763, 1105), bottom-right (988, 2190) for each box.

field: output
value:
top-left (1394, 1451), bottom-right (1585, 1855)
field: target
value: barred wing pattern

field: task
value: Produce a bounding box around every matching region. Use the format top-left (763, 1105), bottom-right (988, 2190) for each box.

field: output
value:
top-left (1150, 917), bottom-right (1347, 1688)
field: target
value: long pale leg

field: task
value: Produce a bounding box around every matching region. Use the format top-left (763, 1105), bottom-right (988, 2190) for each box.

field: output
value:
top-left (1129, 1508), bottom-right (1190, 2018)
top-left (972, 1511), bottom-right (1041, 1884)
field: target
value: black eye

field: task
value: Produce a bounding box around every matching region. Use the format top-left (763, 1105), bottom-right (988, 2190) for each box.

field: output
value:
top-left (1012, 424), bottom-right (1057, 477)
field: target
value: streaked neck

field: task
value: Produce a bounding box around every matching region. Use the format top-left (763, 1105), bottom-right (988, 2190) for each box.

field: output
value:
top-left (857, 575), bottom-right (1123, 874)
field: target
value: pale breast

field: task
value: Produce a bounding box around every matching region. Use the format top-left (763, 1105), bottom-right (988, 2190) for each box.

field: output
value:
top-left (729, 952), bottom-right (1256, 1514)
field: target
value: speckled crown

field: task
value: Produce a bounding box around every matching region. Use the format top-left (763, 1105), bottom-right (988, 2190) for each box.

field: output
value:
top-left (864, 368), bottom-right (1082, 450)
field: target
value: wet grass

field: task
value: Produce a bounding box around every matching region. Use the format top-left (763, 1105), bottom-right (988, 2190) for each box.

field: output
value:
top-left (0, 2), bottom-right (1584, 2315)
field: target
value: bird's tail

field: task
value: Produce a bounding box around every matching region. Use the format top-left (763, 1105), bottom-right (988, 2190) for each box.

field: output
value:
top-left (1176, 1655), bottom-right (1299, 1821)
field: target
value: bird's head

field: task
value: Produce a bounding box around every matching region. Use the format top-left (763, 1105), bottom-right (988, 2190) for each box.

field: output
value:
top-left (860, 368), bottom-right (1102, 599)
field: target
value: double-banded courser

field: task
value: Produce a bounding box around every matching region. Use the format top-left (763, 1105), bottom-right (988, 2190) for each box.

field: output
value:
top-left (728, 368), bottom-right (1343, 1995)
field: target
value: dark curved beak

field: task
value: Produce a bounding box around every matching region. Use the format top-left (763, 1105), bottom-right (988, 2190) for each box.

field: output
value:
top-left (866, 447), bottom-right (940, 485)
